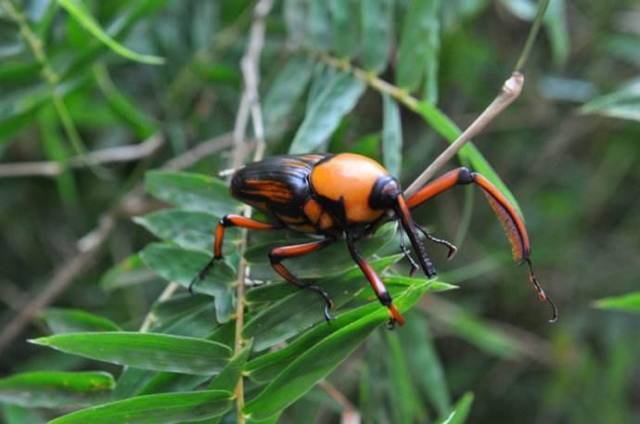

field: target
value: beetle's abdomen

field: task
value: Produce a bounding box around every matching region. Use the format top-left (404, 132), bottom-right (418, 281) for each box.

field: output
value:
top-left (230, 154), bottom-right (328, 230)
top-left (310, 153), bottom-right (390, 224)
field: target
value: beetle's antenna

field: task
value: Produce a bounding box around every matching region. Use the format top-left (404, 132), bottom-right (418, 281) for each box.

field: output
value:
top-left (414, 225), bottom-right (458, 260)
top-left (525, 258), bottom-right (558, 323)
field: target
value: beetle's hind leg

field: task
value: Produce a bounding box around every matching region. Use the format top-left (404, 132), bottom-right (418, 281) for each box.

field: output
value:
top-left (268, 239), bottom-right (335, 321)
top-left (190, 214), bottom-right (280, 293)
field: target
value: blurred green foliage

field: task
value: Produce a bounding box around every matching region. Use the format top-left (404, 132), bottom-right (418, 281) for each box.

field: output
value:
top-left (0, 0), bottom-right (639, 423)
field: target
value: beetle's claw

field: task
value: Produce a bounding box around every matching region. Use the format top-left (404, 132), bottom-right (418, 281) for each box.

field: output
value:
top-left (189, 257), bottom-right (218, 294)
top-left (386, 318), bottom-right (397, 330)
top-left (323, 303), bottom-right (334, 322)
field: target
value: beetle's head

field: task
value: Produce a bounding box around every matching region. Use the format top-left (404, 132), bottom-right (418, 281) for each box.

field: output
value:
top-left (368, 175), bottom-right (402, 212)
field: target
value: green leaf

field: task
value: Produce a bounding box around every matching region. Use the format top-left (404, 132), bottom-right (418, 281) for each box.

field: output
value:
top-left (328, 0), bottom-right (358, 58)
top-left (306, 0), bottom-right (331, 51)
top-left (139, 243), bottom-right (235, 322)
top-left (396, 0), bottom-right (441, 102)
top-left (134, 209), bottom-right (233, 252)
top-left (401, 314), bottom-right (451, 418)
top-left (413, 100), bottom-right (522, 214)
top-left (499, 0), bottom-right (569, 67)
top-left (382, 94), bottom-right (403, 176)
top-left (100, 253), bottom-right (156, 292)
top-left (145, 171), bottom-right (241, 216)
top-left (263, 57), bottom-right (315, 140)
top-left (58, 0), bottom-right (164, 65)
top-left (289, 71), bottom-right (365, 153)
top-left (49, 390), bottom-right (233, 424)
top-left (30, 332), bottom-right (231, 375)
top-left (360, 0), bottom-right (393, 73)
top-left (94, 66), bottom-right (157, 138)
top-left (42, 308), bottom-right (121, 334)
top-left (208, 339), bottom-right (253, 392)
top-left (243, 278), bottom-right (437, 420)
top-left (1, 404), bottom-right (46, 424)
top-left (245, 222), bottom-right (397, 281)
top-left (428, 308), bottom-right (523, 359)
top-left (437, 392), bottom-right (474, 424)
top-left (243, 265), bottom-right (379, 351)
top-left (385, 331), bottom-right (421, 423)
top-left (593, 291), bottom-right (640, 313)
top-left (581, 78), bottom-right (640, 122)
top-left (38, 107), bottom-right (78, 207)
top-left (245, 302), bottom-right (380, 383)
top-left (0, 371), bottom-right (114, 408)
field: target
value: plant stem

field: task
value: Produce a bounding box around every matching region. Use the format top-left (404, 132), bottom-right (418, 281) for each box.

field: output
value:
top-left (230, 1), bottom-right (273, 422)
top-left (513, 0), bottom-right (551, 72)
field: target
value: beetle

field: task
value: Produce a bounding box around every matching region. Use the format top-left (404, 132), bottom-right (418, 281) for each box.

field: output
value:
top-left (191, 152), bottom-right (557, 327)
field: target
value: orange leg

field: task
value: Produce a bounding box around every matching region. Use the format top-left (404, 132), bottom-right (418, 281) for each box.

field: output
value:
top-left (190, 214), bottom-right (280, 293)
top-left (269, 239), bottom-right (334, 321)
top-left (346, 233), bottom-right (405, 327)
top-left (406, 167), bottom-right (557, 322)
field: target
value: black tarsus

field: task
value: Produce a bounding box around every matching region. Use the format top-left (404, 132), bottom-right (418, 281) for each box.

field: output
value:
top-left (399, 229), bottom-right (419, 276)
top-left (189, 256), bottom-right (221, 294)
top-left (414, 225), bottom-right (458, 260)
top-left (525, 258), bottom-right (558, 323)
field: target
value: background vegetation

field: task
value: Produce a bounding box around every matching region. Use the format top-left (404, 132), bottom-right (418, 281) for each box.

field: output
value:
top-left (0, 0), bottom-right (639, 423)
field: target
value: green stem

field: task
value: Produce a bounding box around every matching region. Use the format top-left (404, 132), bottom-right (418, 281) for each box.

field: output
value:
top-left (513, 0), bottom-right (551, 72)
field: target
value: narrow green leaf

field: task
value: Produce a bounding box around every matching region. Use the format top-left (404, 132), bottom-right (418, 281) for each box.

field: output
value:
top-left (429, 308), bottom-right (523, 359)
top-left (581, 78), bottom-right (640, 122)
top-left (289, 71), bottom-right (365, 153)
top-left (437, 392), bottom-right (474, 424)
top-left (382, 93), bottom-right (403, 176)
top-left (263, 57), bottom-right (315, 140)
top-left (100, 253), bottom-right (156, 292)
top-left (144, 171), bottom-right (241, 216)
top-left (30, 332), bottom-right (231, 375)
top-left (328, 0), bottom-right (358, 58)
top-left (42, 308), bottom-right (121, 334)
top-left (385, 332), bottom-right (420, 423)
top-left (49, 390), bottom-right (233, 424)
top-left (0, 371), bottom-right (114, 408)
top-left (360, 0), bottom-right (393, 73)
top-left (208, 339), bottom-right (254, 392)
top-left (413, 100), bottom-right (522, 214)
top-left (245, 222), bottom-right (397, 281)
top-left (94, 66), bottom-right (158, 138)
top-left (244, 270), bottom-right (368, 351)
top-left (245, 303), bottom-right (379, 383)
top-left (38, 107), bottom-right (78, 207)
top-left (139, 243), bottom-right (235, 322)
top-left (58, 0), bottom-right (164, 65)
top-left (396, 0), bottom-right (441, 101)
top-left (401, 314), bottom-right (451, 417)
top-left (244, 278), bottom-right (436, 420)
top-left (593, 291), bottom-right (640, 313)
top-left (306, 0), bottom-right (331, 51)
top-left (1, 404), bottom-right (46, 424)
top-left (134, 209), bottom-right (233, 252)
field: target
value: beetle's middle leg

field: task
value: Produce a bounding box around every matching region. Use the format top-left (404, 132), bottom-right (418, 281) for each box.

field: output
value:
top-left (268, 239), bottom-right (335, 321)
top-left (190, 214), bottom-right (281, 293)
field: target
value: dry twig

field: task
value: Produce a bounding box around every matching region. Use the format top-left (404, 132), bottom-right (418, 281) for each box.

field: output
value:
top-left (0, 134), bottom-right (165, 178)
top-left (0, 133), bottom-right (233, 356)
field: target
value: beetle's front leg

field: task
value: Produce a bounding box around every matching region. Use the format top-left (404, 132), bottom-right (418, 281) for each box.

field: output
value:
top-left (345, 233), bottom-right (405, 327)
top-left (268, 239), bottom-right (335, 321)
top-left (189, 214), bottom-right (281, 293)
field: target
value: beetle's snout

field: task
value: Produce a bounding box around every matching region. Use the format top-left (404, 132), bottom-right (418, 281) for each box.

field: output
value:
top-left (369, 176), bottom-right (402, 210)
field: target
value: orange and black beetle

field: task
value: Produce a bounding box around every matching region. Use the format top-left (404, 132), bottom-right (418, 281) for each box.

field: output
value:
top-left (192, 153), bottom-right (556, 326)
